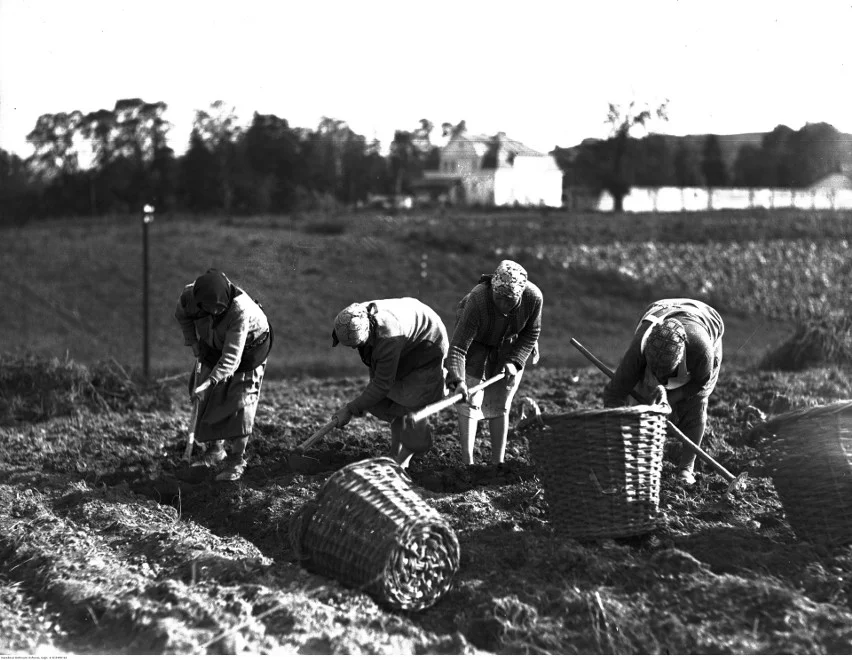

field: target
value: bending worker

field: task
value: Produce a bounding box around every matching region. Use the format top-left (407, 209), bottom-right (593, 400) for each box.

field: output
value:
top-left (445, 259), bottom-right (543, 466)
top-left (331, 297), bottom-right (448, 469)
top-left (603, 298), bottom-right (724, 485)
top-left (174, 269), bottom-right (273, 481)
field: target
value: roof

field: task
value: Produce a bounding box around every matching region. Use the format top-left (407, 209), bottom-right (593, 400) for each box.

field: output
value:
top-left (808, 172), bottom-right (852, 191)
top-left (450, 132), bottom-right (545, 158)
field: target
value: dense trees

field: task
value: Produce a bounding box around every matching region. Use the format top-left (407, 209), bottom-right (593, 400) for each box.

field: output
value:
top-left (1, 100), bottom-right (408, 221)
top-left (2, 97), bottom-right (850, 223)
top-left (554, 113), bottom-right (849, 204)
top-left (701, 135), bottom-right (728, 188)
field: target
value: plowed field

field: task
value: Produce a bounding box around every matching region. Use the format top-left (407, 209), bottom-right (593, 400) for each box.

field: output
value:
top-left (3, 364), bottom-right (852, 654)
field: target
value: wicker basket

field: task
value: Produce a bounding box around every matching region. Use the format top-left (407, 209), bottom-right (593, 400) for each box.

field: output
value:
top-left (762, 400), bottom-right (852, 546)
top-left (528, 405), bottom-right (669, 538)
top-left (288, 457), bottom-right (460, 611)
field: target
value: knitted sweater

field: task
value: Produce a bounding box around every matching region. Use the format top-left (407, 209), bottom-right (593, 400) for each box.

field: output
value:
top-left (603, 300), bottom-right (724, 406)
top-left (174, 284), bottom-right (269, 384)
top-left (445, 278), bottom-right (543, 386)
top-left (348, 298), bottom-right (448, 415)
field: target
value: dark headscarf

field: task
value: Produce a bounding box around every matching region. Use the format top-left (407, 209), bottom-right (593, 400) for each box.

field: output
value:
top-left (193, 269), bottom-right (232, 312)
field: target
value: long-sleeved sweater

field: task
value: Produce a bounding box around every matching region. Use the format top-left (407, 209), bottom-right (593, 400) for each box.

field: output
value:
top-left (174, 283), bottom-right (269, 384)
top-left (445, 278), bottom-right (543, 386)
top-left (348, 298), bottom-right (448, 415)
top-left (603, 299), bottom-right (724, 407)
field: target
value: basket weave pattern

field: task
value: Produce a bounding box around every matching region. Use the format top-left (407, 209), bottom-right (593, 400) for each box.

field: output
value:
top-left (529, 405), bottom-right (668, 538)
top-left (763, 400), bottom-right (852, 546)
top-left (289, 457), bottom-right (460, 611)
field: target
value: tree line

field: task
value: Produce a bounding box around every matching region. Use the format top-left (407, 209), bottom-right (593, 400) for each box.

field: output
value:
top-left (1, 97), bottom-right (849, 221)
top-left (0, 99), bottom-right (457, 222)
top-left (555, 104), bottom-right (852, 211)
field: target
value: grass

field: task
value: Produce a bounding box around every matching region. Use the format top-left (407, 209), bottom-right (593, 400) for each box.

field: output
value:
top-left (6, 207), bottom-right (849, 380)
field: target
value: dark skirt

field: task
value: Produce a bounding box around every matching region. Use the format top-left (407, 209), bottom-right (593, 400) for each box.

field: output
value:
top-left (366, 361), bottom-right (446, 423)
top-left (195, 362), bottom-right (266, 442)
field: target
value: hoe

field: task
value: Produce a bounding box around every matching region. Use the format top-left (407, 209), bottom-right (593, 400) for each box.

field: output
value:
top-left (286, 373), bottom-right (507, 473)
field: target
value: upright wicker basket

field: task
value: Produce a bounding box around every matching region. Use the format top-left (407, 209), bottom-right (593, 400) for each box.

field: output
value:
top-left (761, 400), bottom-right (852, 546)
top-left (528, 405), bottom-right (669, 538)
top-left (288, 457), bottom-right (460, 611)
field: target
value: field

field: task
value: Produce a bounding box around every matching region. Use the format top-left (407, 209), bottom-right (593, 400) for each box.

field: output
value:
top-left (2, 208), bottom-right (852, 654)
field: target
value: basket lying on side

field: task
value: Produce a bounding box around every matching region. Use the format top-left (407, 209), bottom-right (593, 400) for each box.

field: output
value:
top-left (528, 405), bottom-right (669, 538)
top-left (288, 456), bottom-right (460, 611)
top-left (760, 400), bottom-right (852, 546)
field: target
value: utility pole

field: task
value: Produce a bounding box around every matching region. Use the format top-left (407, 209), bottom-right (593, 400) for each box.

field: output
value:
top-left (142, 204), bottom-right (155, 380)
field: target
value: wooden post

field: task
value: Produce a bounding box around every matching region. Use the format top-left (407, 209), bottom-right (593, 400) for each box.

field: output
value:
top-left (142, 204), bottom-right (155, 380)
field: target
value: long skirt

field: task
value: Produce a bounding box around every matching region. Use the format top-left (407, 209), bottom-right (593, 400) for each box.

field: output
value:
top-left (194, 362), bottom-right (266, 442)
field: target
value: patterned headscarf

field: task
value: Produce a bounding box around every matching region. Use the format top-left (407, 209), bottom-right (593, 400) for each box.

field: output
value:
top-left (491, 260), bottom-right (527, 300)
top-left (644, 318), bottom-right (686, 377)
top-left (332, 302), bottom-right (371, 347)
top-left (193, 269), bottom-right (232, 311)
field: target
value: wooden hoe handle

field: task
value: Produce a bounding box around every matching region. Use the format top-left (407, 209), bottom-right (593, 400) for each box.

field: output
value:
top-left (297, 419), bottom-right (338, 452)
top-left (405, 373), bottom-right (507, 426)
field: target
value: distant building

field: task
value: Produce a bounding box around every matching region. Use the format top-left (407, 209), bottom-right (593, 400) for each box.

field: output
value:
top-left (413, 131), bottom-right (563, 208)
top-left (808, 172), bottom-right (852, 192)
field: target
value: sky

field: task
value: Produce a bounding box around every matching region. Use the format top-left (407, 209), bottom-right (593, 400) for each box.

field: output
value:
top-left (1, 0), bottom-right (851, 158)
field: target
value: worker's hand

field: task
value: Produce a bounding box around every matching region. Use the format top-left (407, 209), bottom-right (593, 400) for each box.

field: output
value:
top-left (650, 384), bottom-right (670, 410)
top-left (453, 381), bottom-right (469, 403)
top-left (192, 378), bottom-right (212, 402)
top-left (191, 341), bottom-right (201, 358)
top-left (333, 404), bottom-right (353, 428)
top-left (502, 362), bottom-right (519, 389)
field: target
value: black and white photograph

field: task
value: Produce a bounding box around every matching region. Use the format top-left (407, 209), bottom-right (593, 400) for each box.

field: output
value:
top-left (1, 0), bottom-right (852, 654)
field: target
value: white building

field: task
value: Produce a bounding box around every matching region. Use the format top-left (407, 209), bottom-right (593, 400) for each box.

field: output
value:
top-left (415, 131), bottom-right (563, 208)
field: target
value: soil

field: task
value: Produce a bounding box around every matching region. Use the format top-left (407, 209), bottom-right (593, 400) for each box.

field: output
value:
top-left (2, 365), bottom-right (852, 654)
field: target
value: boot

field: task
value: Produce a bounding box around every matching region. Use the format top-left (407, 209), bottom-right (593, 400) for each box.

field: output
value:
top-left (215, 436), bottom-right (248, 481)
top-left (215, 458), bottom-right (247, 481)
top-left (191, 440), bottom-right (226, 468)
top-left (677, 449), bottom-right (698, 485)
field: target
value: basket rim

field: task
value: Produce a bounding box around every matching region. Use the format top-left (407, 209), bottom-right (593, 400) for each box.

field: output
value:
top-left (759, 399), bottom-right (852, 433)
top-left (538, 404), bottom-right (670, 422)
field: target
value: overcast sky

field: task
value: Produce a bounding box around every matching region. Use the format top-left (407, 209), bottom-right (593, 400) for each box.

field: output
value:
top-left (1, 0), bottom-right (850, 157)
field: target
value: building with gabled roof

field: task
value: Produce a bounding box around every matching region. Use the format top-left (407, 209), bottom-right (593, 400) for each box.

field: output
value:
top-left (413, 130), bottom-right (563, 207)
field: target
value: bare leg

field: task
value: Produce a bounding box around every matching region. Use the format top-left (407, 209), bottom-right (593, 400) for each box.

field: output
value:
top-left (457, 414), bottom-right (479, 465)
top-left (487, 413), bottom-right (510, 465)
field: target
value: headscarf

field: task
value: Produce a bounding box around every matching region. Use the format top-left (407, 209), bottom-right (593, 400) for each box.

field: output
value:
top-left (193, 269), bottom-right (232, 312)
top-left (332, 302), bottom-right (371, 347)
top-left (644, 318), bottom-right (686, 378)
top-left (491, 260), bottom-right (527, 300)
